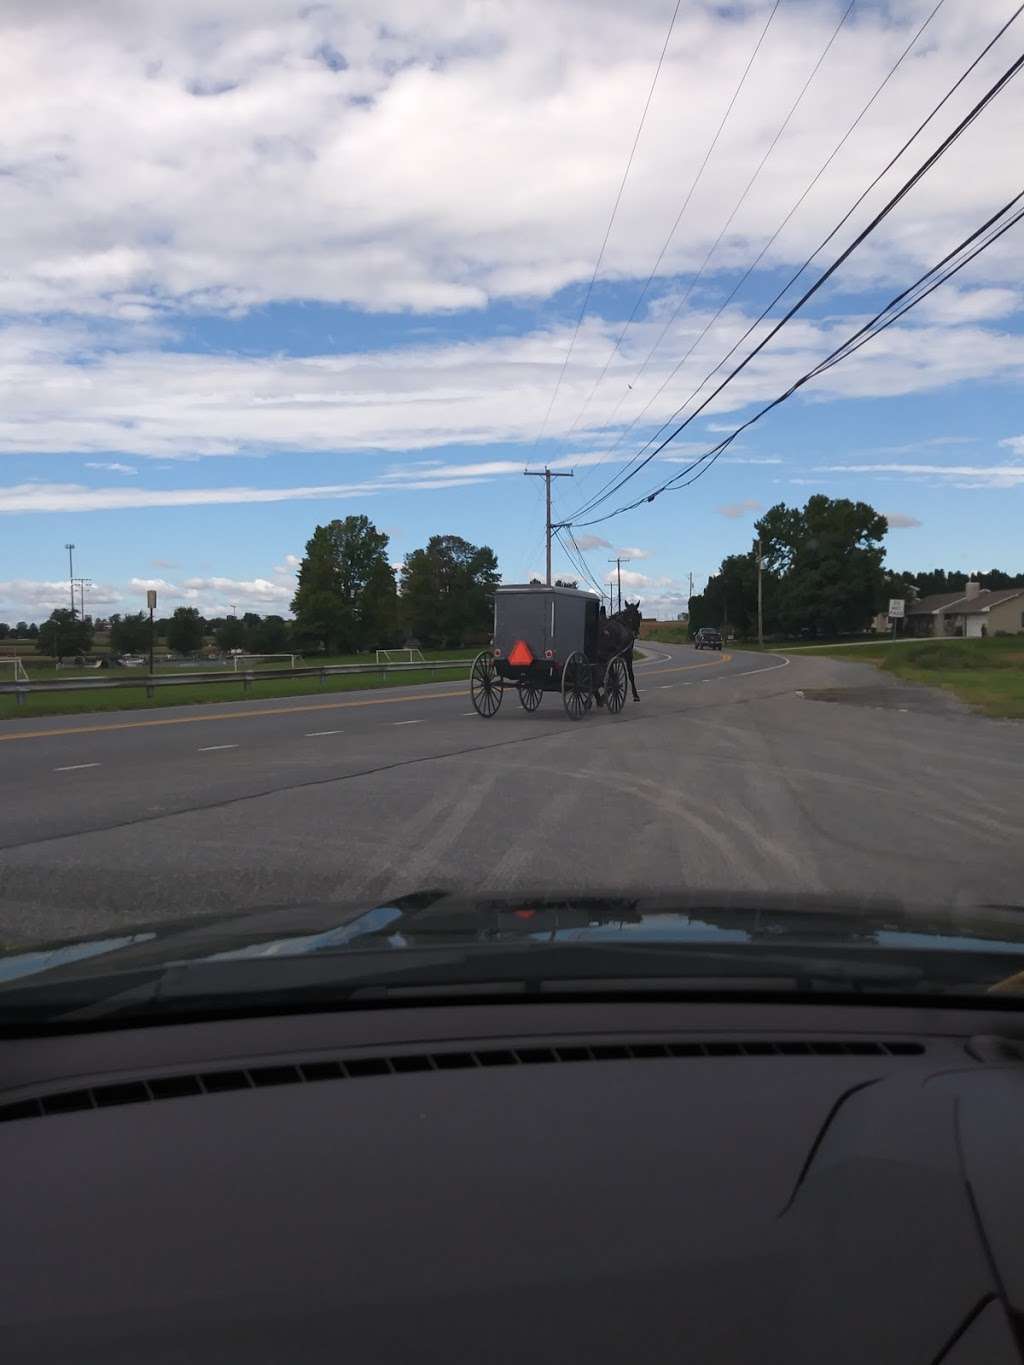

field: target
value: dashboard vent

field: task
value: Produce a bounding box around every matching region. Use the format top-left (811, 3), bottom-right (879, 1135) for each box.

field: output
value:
top-left (0, 1039), bottom-right (924, 1125)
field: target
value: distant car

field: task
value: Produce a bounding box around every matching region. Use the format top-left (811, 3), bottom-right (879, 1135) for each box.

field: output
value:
top-left (694, 628), bottom-right (722, 651)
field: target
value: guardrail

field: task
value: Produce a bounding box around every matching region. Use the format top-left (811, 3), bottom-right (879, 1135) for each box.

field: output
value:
top-left (0, 658), bottom-right (475, 707)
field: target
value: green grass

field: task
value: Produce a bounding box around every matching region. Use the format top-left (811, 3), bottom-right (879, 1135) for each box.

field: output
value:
top-left (0, 663), bottom-right (472, 721)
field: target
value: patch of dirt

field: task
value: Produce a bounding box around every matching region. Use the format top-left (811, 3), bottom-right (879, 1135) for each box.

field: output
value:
top-left (799, 683), bottom-right (968, 717)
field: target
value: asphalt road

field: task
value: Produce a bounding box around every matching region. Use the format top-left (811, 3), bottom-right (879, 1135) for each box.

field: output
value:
top-left (0, 642), bottom-right (1021, 942)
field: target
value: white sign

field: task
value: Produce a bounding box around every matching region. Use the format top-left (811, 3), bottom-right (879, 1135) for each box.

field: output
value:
top-left (888, 598), bottom-right (905, 618)
top-left (146, 589), bottom-right (158, 610)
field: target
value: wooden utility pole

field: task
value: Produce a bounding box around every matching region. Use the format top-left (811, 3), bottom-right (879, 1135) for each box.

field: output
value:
top-left (608, 557), bottom-right (631, 612)
top-left (524, 468), bottom-right (573, 585)
top-left (756, 539), bottom-right (764, 647)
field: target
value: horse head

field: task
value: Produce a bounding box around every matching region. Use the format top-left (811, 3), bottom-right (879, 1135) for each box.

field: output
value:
top-left (621, 600), bottom-right (643, 637)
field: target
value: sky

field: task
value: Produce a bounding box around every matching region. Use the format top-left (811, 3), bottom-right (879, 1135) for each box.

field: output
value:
top-left (1, 0), bottom-right (1023, 624)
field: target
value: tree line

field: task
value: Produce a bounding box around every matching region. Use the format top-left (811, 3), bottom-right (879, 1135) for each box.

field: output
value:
top-left (686, 495), bottom-right (1023, 640)
top-left (2, 516), bottom-right (500, 659)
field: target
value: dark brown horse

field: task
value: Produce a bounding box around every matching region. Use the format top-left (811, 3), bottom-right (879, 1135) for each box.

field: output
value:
top-left (594, 601), bottom-right (642, 704)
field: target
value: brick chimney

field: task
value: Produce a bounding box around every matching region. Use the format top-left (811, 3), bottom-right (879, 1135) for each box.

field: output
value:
top-left (965, 580), bottom-right (981, 600)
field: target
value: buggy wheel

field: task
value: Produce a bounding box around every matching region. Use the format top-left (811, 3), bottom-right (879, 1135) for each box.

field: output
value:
top-left (518, 680), bottom-right (543, 712)
top-left (603, 655), bottom-right (628, 714)
top-left (561, 651), bottom-right (592, 721)
top-left (470, 652), bottom-right (503, 717)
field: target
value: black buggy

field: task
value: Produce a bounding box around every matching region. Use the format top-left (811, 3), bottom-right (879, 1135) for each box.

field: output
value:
top-left (470, 584), bottom-right (630, 721)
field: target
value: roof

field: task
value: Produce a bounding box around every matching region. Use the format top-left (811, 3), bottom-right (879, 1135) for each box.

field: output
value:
top-left (907, 591), bottom-right (971, 615)
top-left (496, 583), bottom-right (600, 600)
top-left (942, 588), bottom-right (1024, 615)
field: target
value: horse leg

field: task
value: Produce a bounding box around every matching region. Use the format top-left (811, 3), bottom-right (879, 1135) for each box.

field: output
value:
top-left (627, 648), bottom-right (640, 701)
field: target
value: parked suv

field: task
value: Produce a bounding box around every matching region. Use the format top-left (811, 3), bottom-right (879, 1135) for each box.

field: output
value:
top-left (694, 627), bottom-right (722, 651)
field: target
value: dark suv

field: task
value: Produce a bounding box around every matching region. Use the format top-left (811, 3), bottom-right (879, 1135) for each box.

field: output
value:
top-left (694, 627), bottom-right (722, 651)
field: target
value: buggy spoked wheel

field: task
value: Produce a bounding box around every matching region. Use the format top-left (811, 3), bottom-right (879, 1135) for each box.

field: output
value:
top-left (470, 652), bottom-right (503, 717)
top-left (561, 651), bottom-right (592, 721)
top-left (518, 680), bottom-right (543, 712)
top-left (603, 655), bottom-right (628, 714)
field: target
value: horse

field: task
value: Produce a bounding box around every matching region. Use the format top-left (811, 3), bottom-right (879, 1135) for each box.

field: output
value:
top-left (594, 600), bottom-right (642, 705)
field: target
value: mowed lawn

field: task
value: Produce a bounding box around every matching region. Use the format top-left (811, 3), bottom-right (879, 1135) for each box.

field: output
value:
top-left (0, 653), bottom-right (475, 720)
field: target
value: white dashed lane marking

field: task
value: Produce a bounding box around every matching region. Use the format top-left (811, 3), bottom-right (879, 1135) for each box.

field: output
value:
top-left (305, 730), bottom-right (343, 737)
top-left (197, 744), bottom-right (239, 752)
top-left (53, 762), bottom-right (101, 772)
top-left (393, 719), bottom-right (424, 726)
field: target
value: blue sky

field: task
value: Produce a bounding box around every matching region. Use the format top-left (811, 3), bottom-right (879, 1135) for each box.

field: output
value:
top-left (1, 0), bottom-right (1022, 622)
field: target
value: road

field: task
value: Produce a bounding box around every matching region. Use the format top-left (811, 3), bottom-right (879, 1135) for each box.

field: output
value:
top-left (0, 642), bottom-right (1021, 942)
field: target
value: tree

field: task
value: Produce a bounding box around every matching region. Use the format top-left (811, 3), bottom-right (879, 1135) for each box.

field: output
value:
top-left (0, 622), bottom-right (9, 639)
top-left (755, 495), bottom-right (887, 637)
top-left (26, 622), bottom-right (39, 639)
top-left (109, 612), bottom-right (151, 655)
top-left (400, 535), bottom-right (500, 647)
top-left (37, 609), bottom-right (93, 659)
top-left (166, 606), bottom-right (204, 655)
top-left (250, 615), bottom-right (291, 653)
top-left (215, 616), bottom-right (248, 652)
top-left (360, 561), bottom-right (400, 648)
top-left (291, 516), bottom-right (393, 653)
top-left (14, 622), bottom-right (29, 638)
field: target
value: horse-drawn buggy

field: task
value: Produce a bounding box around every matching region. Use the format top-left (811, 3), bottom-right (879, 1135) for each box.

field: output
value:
top-left (470, 583), bottom-right (640, 721)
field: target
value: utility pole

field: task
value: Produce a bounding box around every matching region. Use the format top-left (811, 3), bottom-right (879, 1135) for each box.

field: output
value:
top-left (75, 577), bottom-right (92, 623)
top-left (756, 539), bottom-right (764, 647)
top-left (608, 557), bottom-right (631, 613)
top-left (65, 544), bottom-right (76, 616)
top-left (524, 467), bottom-right (573, 586)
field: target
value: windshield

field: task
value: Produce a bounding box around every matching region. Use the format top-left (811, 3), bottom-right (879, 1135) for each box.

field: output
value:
top-left (1, 1), bottom-right (1022, 1023)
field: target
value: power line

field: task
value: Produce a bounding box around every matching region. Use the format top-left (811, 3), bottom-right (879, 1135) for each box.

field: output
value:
top-left (560, 0), bottom-right (783, 449)
top-left (573, 188), bottom-right (1024, 525)
top-left (531, 0), bottom-right (682, 451)
top-left (563, 41), bottom-right (1024, 526)
top-left (568, 0), bottom-right (949, 520)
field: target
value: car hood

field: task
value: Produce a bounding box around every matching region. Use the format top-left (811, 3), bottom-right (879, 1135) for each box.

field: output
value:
top-left (3, 889), bottom-right (1024, 991)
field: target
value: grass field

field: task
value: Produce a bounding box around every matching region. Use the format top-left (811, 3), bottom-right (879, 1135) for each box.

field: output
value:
top-left (0, 659), bottom-right (474, 720)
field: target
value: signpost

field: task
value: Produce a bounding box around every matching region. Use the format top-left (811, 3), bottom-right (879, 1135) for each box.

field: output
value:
top-left (888, 598), bottom-right (904, 641)
top-left (147, 589), bottom-right (157, 675)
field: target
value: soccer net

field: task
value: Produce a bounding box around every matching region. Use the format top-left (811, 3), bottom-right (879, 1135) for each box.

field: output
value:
top-left (0, 658), bottom-right (30, 683)
top-left (376, 648), bottom-right (425, 664)
top-left (230, 653), bottom-right (299, 671)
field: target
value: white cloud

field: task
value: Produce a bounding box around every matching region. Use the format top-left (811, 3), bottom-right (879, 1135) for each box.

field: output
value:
top-left (84, 460), bottom-right (138, 474)
top-left (717, 498), bottom-right (763, 518)
top-left (884, 512), bottom-right (922, 528)
top-left (615, 546), bottom-right (650, 560)
top-left (572, 533), bottom-right (612, 551)
top-left (815, 463), bottom-right (1024, 489)
top-left (2, 1), bottom-right (1022, 325)
top-left (999, 435), bottom-right (1024, 458)
top-left (604, 568), bottom-right (675, 589)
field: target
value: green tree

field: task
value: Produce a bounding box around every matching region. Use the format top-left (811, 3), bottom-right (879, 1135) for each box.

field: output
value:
top-left (166, 606), bottom-right (204, 655)
top-left (250, 615), bottom-right (292, 653)
top-left (215, 616), bottom-right (248, 652)
top-left (26, 622), bottom-right (39, 639)
top-left (0, 622), bottom-right (9, 639)
top-left (109, 612), bottom-right (151, 655)
top-left (360, 561), bottom-right (400, 648)
top-left (400, 535), bottom-right (499, 647)
top-left (291, 516), bottom-right (392, 653)
top-left (756, 495), bottom-right (887, 637)
top-left (14, 622), bottom-right (29, 638)
top-left (37, 609), bottom-right (93, 659)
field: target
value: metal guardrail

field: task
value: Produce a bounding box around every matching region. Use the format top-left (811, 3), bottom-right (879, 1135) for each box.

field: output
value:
top-left (0, 659), bottom-right (475, 706)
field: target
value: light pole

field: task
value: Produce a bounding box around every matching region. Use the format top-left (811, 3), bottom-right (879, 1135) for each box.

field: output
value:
top-left (65, 544), bottom-right (76, 616)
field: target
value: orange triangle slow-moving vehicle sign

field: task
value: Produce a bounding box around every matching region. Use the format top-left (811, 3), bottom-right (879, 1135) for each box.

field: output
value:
top-left (508, 640), bottom-right (534, 666)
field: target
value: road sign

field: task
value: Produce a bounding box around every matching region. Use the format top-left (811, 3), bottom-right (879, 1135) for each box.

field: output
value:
top-left (147, 590), bottom-right (158, 610)
top-left (888, 598), bottom-right (905, 618)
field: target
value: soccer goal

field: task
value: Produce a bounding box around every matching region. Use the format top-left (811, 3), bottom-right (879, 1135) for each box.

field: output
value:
top-left (230, 653), bottom-right (299, 671)
top-left (0, 658), bottom-right (30, 683)
top-left (376, 648), bottom-right (425, 664)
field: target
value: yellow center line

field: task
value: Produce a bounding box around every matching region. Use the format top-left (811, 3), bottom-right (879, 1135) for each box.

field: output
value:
top-left (0, 651), bottom-right (733, 745)
top-left (641, 652), bottom-right (732, 678)
top-left (0, 687), bottom-right (472, 744)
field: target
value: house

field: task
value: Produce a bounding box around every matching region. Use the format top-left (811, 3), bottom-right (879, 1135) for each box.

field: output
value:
top-left (906, 582), bottom-right (1024, 637)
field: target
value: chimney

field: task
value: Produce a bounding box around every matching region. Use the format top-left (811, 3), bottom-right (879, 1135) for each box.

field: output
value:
top-left (965, 580), bottom-right (980, 600)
